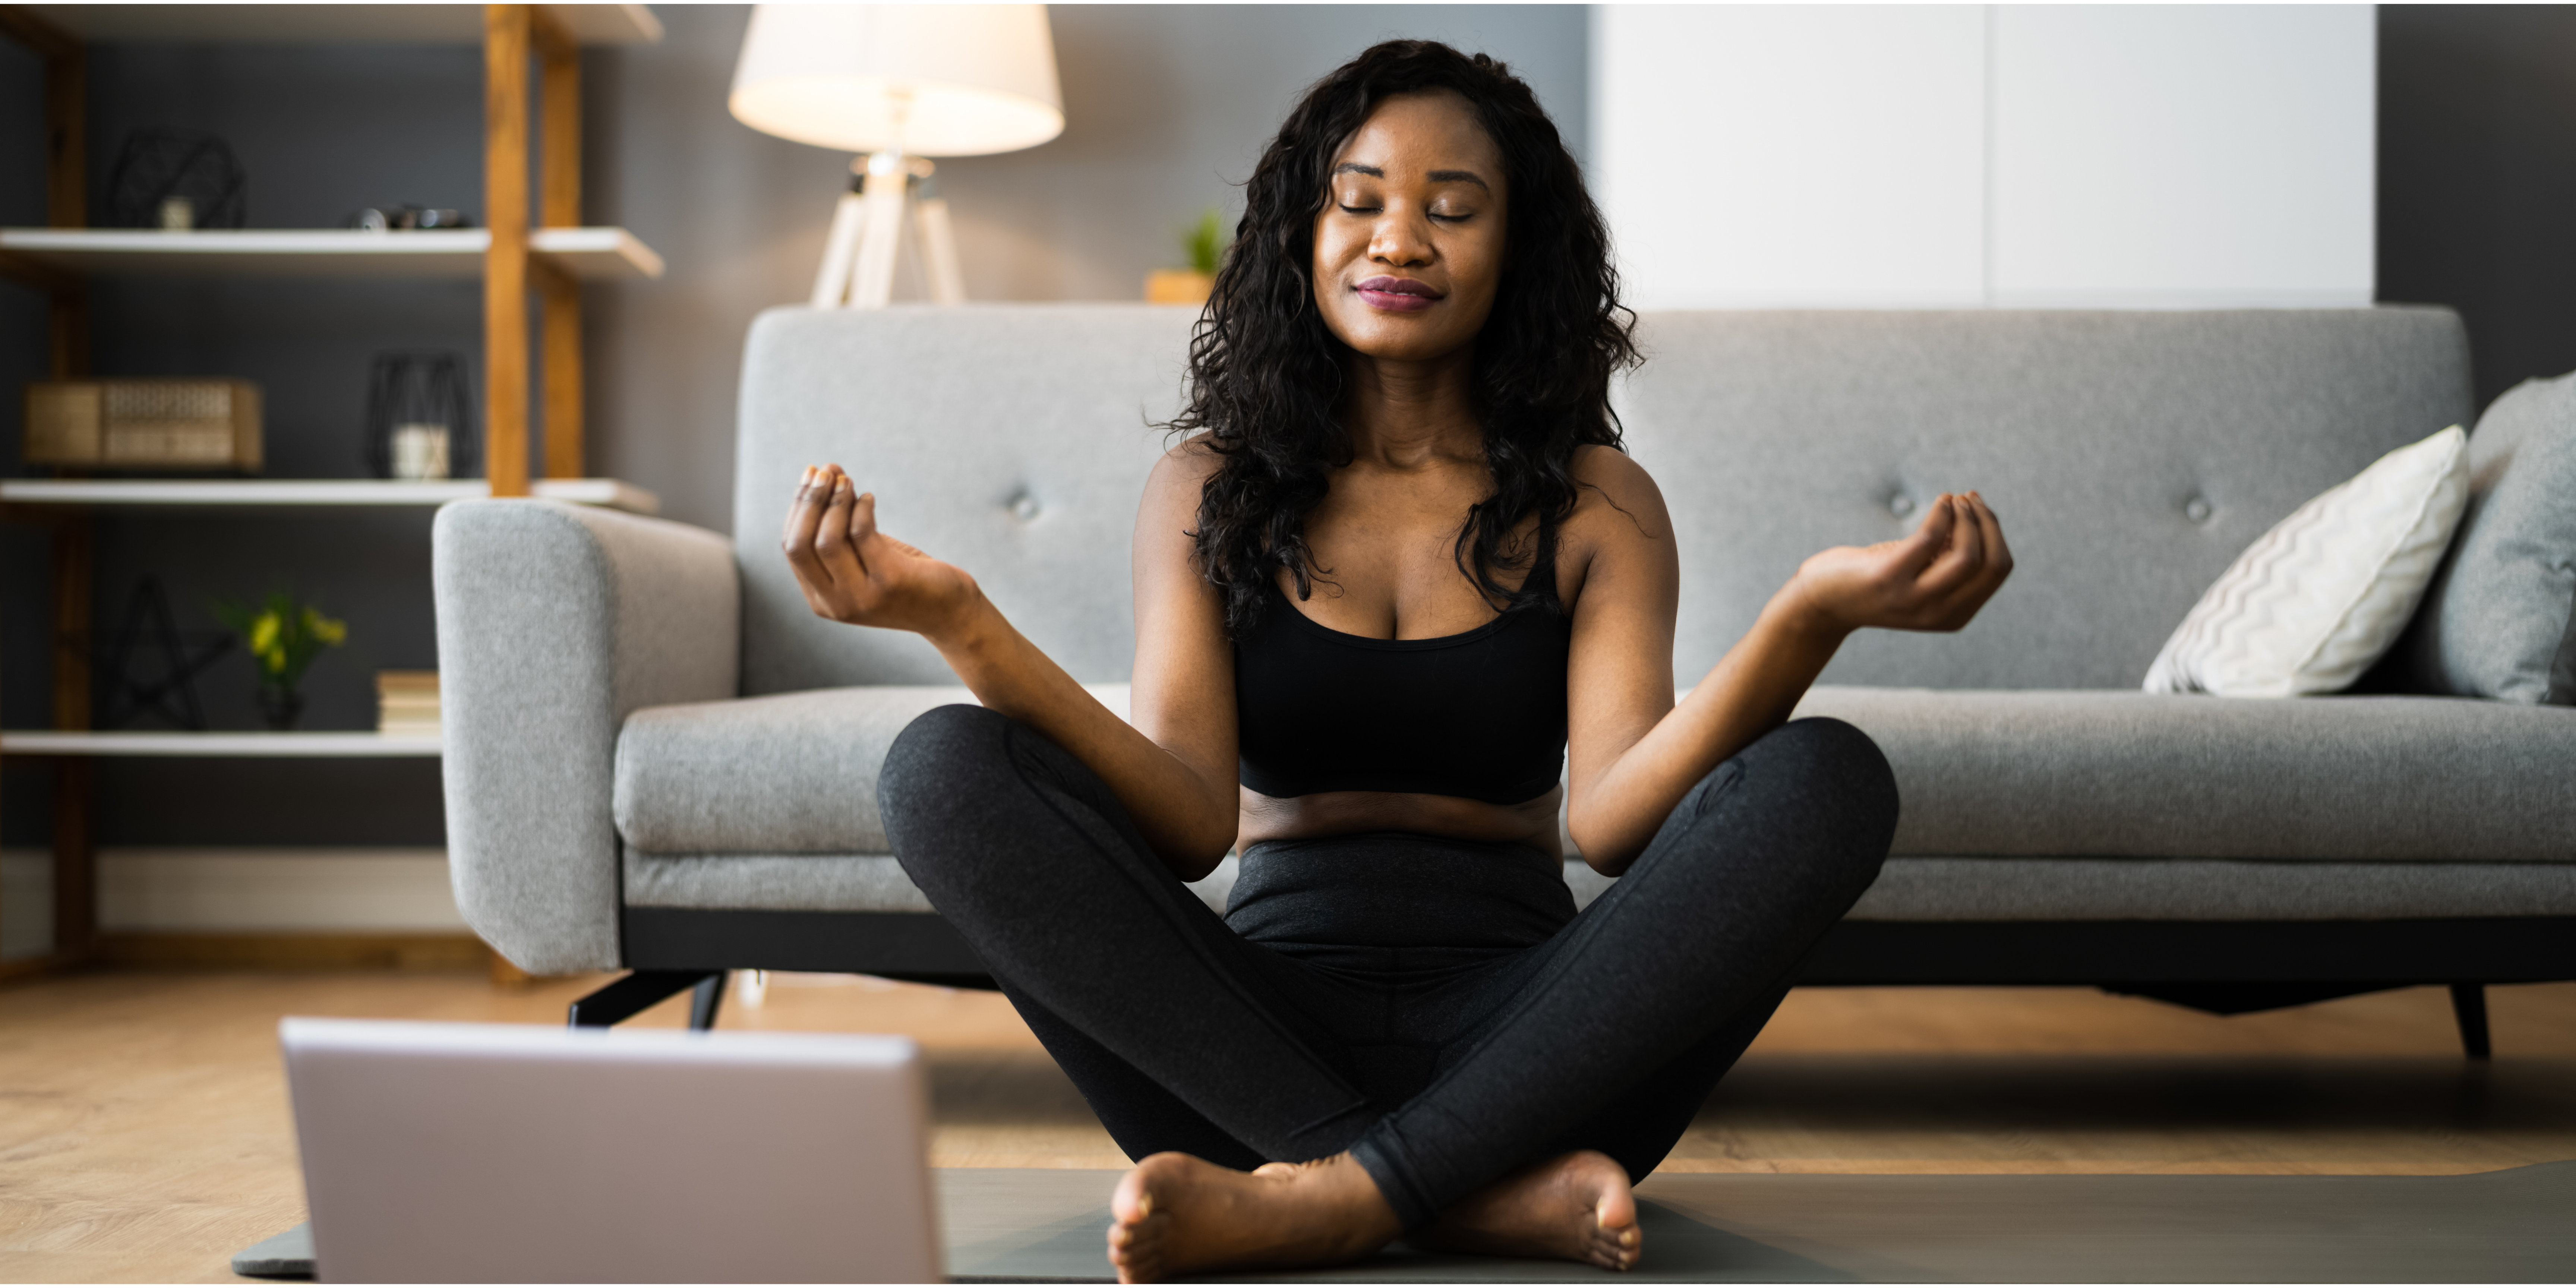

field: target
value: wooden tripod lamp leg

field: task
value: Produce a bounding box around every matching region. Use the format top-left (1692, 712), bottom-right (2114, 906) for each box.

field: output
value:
top-left (811, 186), bottom-right (868, 308)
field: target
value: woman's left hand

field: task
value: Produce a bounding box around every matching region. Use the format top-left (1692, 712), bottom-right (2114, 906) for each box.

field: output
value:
top-left (780, 464), bottom-right (984, 644)
top-left (1787, 491), bottom-right (2013, 635)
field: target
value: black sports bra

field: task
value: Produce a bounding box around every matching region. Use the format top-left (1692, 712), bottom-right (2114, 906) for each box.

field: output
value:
top-left (1233, 528), bottom-right (1570, 805)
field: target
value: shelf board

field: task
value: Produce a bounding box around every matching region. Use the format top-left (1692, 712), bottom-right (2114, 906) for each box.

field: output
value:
top-left (19, 4), bottom-right (664, 45)
top-left (0, 227), bottom-right (666, 281)
top-left (0, 477), bottom-right (661, 514)
top-left (0, 731), bottom-right (441, 758)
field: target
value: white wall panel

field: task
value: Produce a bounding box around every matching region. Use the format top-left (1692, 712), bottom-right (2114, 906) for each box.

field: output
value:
top-left (1989, 5), bottom-right (2375, 307)
top-left (6, 848), bottom-right (474, 958)
top-left (1592, 4), bottom-right (2375, 309)
top-left (91, 849), bottom-right (466, 933)
top-left (0, 852), bottom-right (48, 960)
top-left (1593, 5), bottom-right (1988, 309)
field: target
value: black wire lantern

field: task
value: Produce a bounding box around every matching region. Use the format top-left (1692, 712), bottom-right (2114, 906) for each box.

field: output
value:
top-left (364, 353), bottom-right (479, 480)
top-left (105, 128), bottom-right (248, 230)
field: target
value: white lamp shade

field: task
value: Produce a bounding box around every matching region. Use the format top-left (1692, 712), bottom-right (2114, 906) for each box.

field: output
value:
top-left (729, 4), bottom-right (1064, 157)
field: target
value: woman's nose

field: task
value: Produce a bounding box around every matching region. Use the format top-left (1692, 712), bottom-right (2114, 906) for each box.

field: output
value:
top-left (1369, 212), bottom-right (1433, 266)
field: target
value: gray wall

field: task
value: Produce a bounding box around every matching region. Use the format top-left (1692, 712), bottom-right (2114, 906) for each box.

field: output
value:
top-left (590, 4), bottom-right (1587, 532)
top-left (2378, 4), bottom-right (2576, 408)
top-left (0, 5), bottom-right (1587, 846)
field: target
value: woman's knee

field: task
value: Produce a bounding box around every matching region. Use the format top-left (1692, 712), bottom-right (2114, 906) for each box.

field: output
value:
top-left (1753, 717), bottom-right (1900, 872)
top-left (1771, 716), bottom-right (1895, 800)
top-left (878, 703), bottom-right (1126, 876)
top-left (877, 703), bottom-right (1017, 856)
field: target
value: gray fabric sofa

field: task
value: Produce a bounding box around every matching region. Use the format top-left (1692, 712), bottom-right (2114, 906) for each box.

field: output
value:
top-left (433, 305), bottom-right (2576, 1040)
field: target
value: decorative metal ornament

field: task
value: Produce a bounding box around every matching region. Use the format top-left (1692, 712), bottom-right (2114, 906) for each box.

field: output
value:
top-left (104, 128), bottom-right (248, 230)
top-left (364, 353), bottom-right (479, 481)
top-left (345, 206), bottom-right (474, 232)
top-left (98, 577), bottom-right (233, 731)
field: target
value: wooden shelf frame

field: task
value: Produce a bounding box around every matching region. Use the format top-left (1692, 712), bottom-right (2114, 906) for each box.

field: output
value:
top-left (0, 3), bottom-right (663, 977)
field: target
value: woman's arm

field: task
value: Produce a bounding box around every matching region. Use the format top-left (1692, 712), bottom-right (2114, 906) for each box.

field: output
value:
top-left (782, 461), bottom-right (1240, 878)
top-left (1561, 454), bottom-right (2011, 874)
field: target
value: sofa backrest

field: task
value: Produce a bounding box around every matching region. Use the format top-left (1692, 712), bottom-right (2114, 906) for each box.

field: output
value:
top-left (734, 304), bottom-right (2470, 694)
top-left (736, 306), bottom-right (1195, 693)
top-left (1618, 309), bottom-right (2472, 687)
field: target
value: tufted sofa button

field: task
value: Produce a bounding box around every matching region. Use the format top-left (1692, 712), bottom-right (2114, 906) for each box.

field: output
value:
top-left (1888, 493), bottom-right (1915, 518)
top-left (2184, 496), bottom-right (2212, 523)
top-left (1009, 491), bottom-right (1041, 521)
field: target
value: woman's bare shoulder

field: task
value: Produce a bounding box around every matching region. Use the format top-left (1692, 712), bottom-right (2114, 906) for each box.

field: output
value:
top-left (1147, 432), bottom-right (1224, 496)
top-left (1137, 433), bottom-right (1223, 557)
top-left (1568, 443), bottom-right (1671, 545)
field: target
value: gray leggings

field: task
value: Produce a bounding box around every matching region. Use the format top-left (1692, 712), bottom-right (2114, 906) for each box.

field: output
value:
top-left (880, 706), bottom-right (1897, 1229)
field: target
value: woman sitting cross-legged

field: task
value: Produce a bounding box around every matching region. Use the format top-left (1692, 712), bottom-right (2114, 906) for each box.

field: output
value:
top-left (780, 38), bottom-right (2012, 1284)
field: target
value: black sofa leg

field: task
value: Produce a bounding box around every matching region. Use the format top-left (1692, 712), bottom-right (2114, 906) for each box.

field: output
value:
top-left (567, 969), bottom-right (727, 1028)
top-left (2449, 983), bottom-right (2492, 1061)
top-left (689, 971), bottom-right (727, 1030)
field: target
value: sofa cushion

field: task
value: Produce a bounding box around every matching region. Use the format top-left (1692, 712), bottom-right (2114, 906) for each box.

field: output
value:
top-left (1795, 686), bottom-right (2576, 862)
top-left (626, 682), bottom-right (2574, 865)
top-left (623, 849), bottom-right (1237, 916)
top-left (2143, 426), bottom-right (2467, 697)
top-left (625, 852), bottom-right (937, 912)
top-left (617, 848), bottom-right (2576, 922)
top-left (2393, 370), bottom-right (2576, 704)
top-left (1850, 858), bottom-right (2576, 921)
top-left (615, 684), bottom-right (1132, 855)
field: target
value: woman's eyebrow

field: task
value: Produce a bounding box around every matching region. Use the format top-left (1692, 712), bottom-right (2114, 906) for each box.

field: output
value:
top-left (1329, 161), bottom-right (1489, 190)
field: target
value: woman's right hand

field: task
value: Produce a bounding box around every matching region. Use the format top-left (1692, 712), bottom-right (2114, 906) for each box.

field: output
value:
top-left (780, 464), bottom-right (984, 642)
top-left (1786, 490), bottom-right (2012, 636)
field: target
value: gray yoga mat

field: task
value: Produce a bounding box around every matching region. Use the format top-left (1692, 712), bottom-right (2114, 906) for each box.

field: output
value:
top-left (236, 1160), bottom-right (2576, 1282)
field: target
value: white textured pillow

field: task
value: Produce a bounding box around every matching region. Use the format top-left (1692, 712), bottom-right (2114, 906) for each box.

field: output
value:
top-left (2145, 426), bottom-right (2470, 697)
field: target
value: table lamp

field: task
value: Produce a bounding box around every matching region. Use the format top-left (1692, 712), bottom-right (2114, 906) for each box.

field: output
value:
top-left (730, 4), bottom-right (1064, 308)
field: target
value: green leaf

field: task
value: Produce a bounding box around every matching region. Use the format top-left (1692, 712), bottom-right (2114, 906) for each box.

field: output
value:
top-left (1182, 207), bottom-right (1228, 277)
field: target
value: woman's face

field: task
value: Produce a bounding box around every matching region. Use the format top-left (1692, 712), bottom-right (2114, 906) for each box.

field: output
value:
top-left (1310, 90), bottom-right (1509, 365)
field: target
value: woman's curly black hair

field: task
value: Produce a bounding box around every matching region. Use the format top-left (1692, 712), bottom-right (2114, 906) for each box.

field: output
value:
top-left (1171, 39), bottom-right (1639, 637)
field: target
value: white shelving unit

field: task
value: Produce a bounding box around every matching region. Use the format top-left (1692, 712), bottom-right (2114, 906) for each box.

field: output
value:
top-left (0, 477), bottom-right (660, 513)
top-left (0, 476), bottom-right (644, 761)
top-left (0, 731), bottom-right (441, 758)
top-left (0, 227), bottom-right (666, 281)
top-left (0, 3), bottom-right (671, 969)
top-left (19, 3), bottom-right (663, 45)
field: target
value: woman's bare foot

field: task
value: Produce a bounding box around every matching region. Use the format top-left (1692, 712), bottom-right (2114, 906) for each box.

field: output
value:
top-left (1411, 1149), bottom-right (1641, 1271)
top-left (1105, 1151), bottom-right (1402, 1284)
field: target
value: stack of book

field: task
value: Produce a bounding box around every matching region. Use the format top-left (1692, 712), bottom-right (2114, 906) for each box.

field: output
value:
top-left (376, 670), bottom-right (441, 737)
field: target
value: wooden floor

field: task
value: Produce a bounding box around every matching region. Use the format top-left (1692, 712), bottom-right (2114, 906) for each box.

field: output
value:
top-left (1, 969), bottom-right (2571, 1283)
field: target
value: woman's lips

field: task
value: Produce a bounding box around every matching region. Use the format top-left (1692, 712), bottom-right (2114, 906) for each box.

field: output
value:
top-left (1354, 275), bottom-right (1443, 313)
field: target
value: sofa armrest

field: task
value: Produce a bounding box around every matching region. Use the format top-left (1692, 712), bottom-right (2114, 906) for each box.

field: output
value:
top-left (432, 499), bottom-right (740, 973)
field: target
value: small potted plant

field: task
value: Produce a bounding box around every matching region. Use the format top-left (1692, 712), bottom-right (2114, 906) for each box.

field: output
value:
top-left (216, 592), bottom-right (348, 731)
top-left (1145, 207), bottom-right (1228, 306)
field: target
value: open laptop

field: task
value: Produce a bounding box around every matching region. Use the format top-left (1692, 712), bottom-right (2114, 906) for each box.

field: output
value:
top-left (280, 1017), bottom-right (941, 1283)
